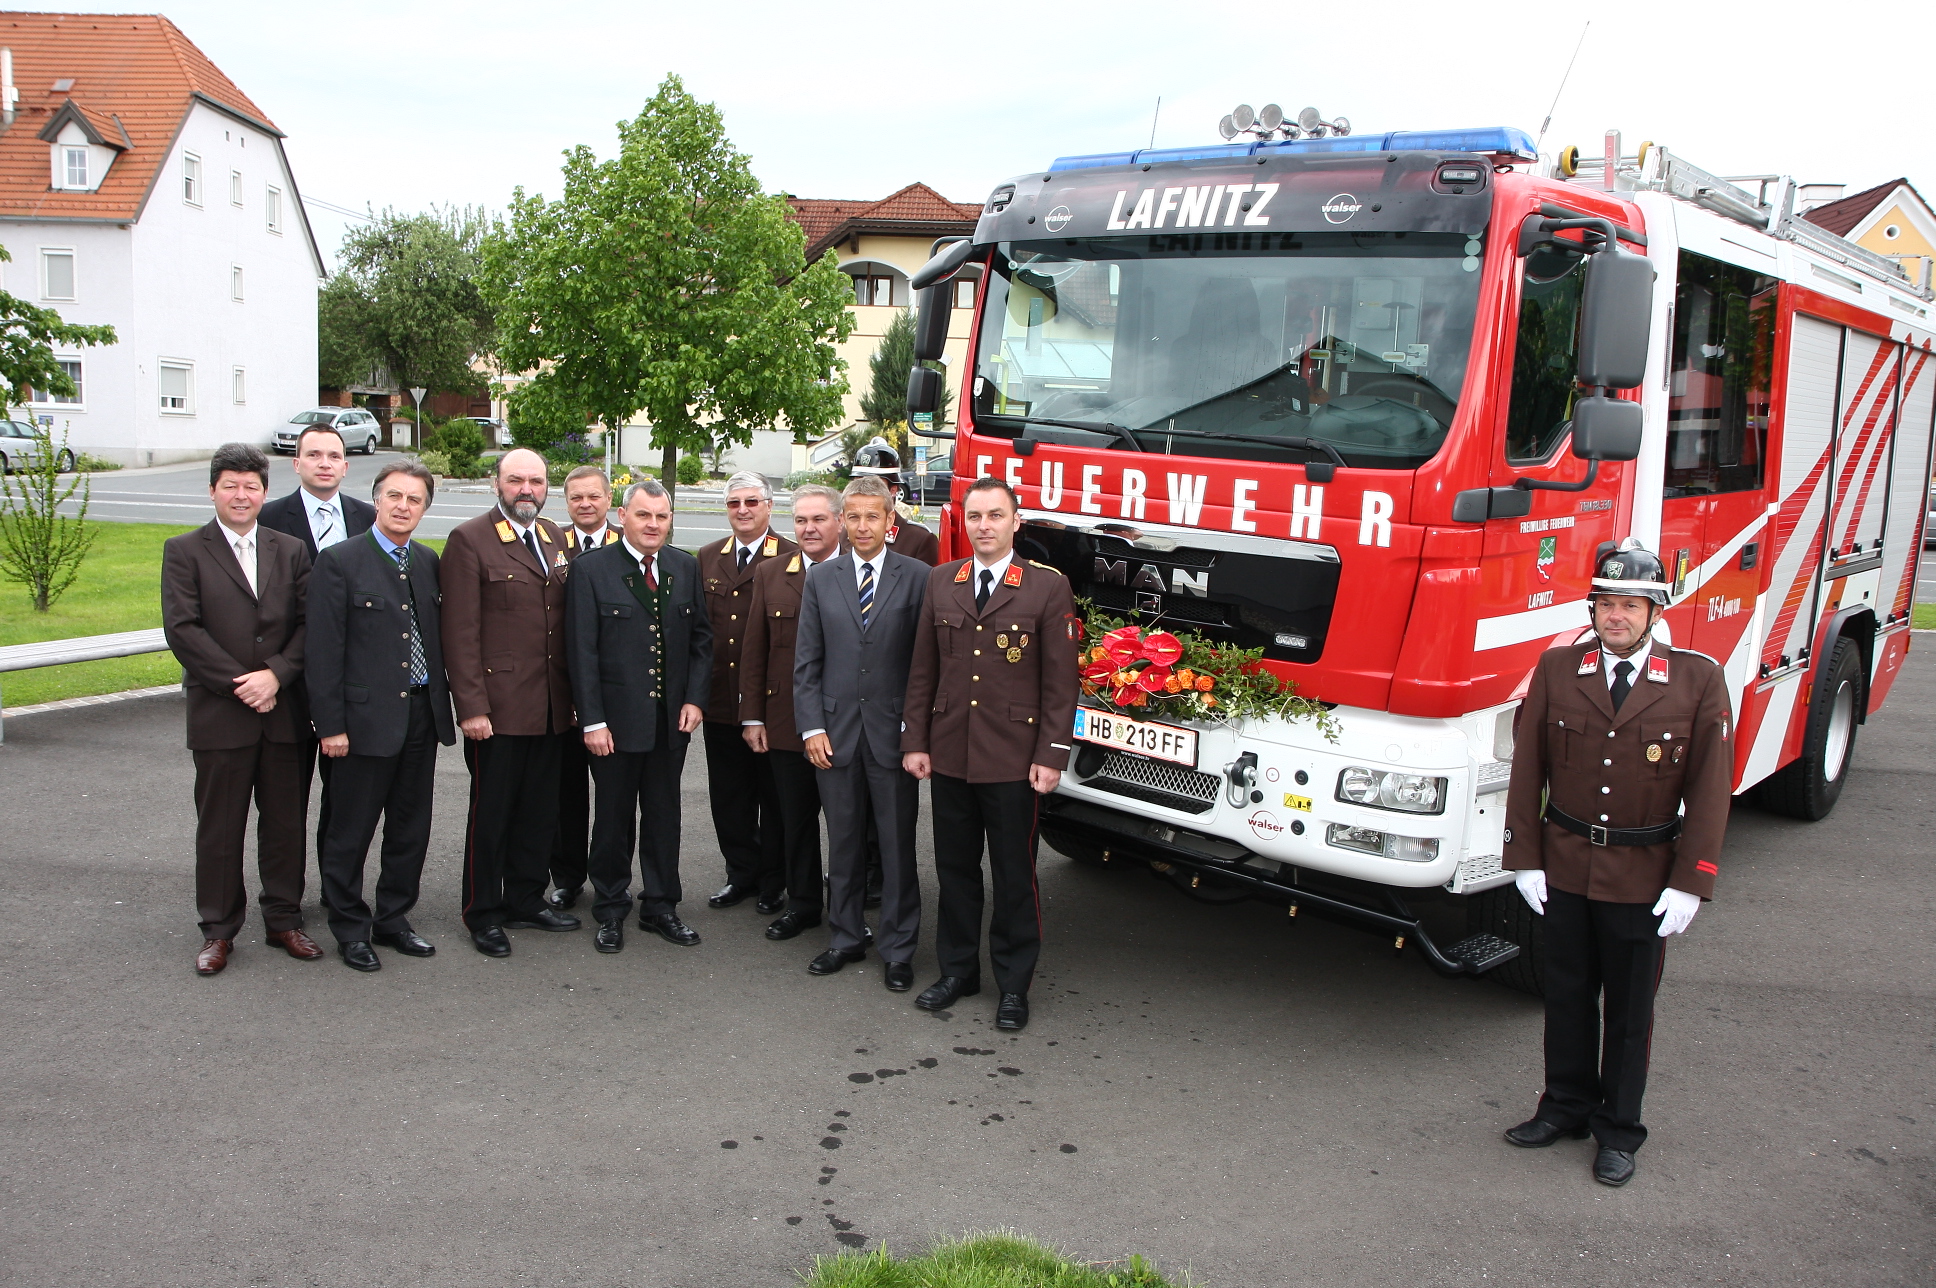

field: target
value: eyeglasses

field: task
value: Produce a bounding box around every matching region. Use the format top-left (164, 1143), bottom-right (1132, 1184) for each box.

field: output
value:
top-left (723, 498), bottom-right (767, 509)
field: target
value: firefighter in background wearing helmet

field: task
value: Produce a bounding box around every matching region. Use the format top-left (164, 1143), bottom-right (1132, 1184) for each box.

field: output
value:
top-left (1499, 539), bottom-right (1733, 1188)
top-left (850, 438), bottom-right (939, 567)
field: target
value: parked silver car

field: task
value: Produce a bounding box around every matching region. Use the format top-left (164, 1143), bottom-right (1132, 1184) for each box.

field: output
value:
top-left (274, 408), bottom-right (381, 456)
top-left (0, 418), bottom-right (74, 473)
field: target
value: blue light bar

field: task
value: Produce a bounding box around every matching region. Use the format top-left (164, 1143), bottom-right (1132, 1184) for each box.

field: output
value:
top-left (1050, 126), bottom-right (1538, 172)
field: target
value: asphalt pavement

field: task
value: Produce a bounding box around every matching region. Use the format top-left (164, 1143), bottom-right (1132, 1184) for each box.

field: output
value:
top-left (0, 646), bottom-right (1930, 1285)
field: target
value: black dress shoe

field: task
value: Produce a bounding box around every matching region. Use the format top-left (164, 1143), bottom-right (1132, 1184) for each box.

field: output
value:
top-left (765, 910), bottom-right (822, 941)
top-left (808, 946), bottom-right (866, 975)
top-left (995, 992), bottom-right (1030, 1030)
top-left (639, 913), bottom-right (701, 946)
top-left (1593, 1146), bottom-right (1637, 1187)
top-left (339, 940), bottom-right (381, 972)
top-left (373, 929), bottom-right (435, 957)
top-left (594, 921), bottom-right (624, 953)
top-left (1504, 1118), bottom-right (1591, 1148)
top-left (756, 894), bottom-right (786, 915)
top-left (546, 885), bottom-right (582, 910)
top-left (708, 883), bottom-right (753, 909)
top-left (471, 925), bottom-right (511, 957)
top-left (884, 961), bottom-right (914, 992)
top-left (504, 907), bottom-right (580, 931)
top-left (915, 976), bottom-right (980, 1010)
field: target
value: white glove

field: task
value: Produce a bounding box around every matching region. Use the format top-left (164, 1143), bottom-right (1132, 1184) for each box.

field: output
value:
top-left (1653, 887), bottom-right (1701, 936)
top-left (1514, 868), bottom-right (1547, 915)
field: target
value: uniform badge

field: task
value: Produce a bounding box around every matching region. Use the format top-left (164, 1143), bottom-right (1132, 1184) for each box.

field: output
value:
top-left (763, 535), bottom-right (779, 557)
top-left (886, 526), bottom-right (898, 544)
top-left (1720, 716), bottom-right (1730, 742)
top-left (1019, 634), bottom-right (1029, 648)
top-left (953, 562), bottom-right (972, 583)
top-left (1578, 649), bottom-right (1601, 675)
top-left (553, 551), bottom-right (567, 568)
top-left (1065, 614), bottom-right (1083, 642)
top-left (1647, 655), bottom-right (1670, 683)
top-left (787, 554), bottom-right (801, 573)
top-left (1646, 743), bottom-right (1662, 762)
top-left (1003, 564), bottom-right (1025, 588)
top-left (494, 519), bottom-right (515, 543)
top-left (539, 526), bottom-right (553, 544)
top-left (996, 634), bottom-right (1009, 648)
top-left (1503, 828), bottom-right (1513, 844)
top-left (1006, 647), bottom-right (1022, 663)
top-left (1672, 744), bottom-right (1685, 764)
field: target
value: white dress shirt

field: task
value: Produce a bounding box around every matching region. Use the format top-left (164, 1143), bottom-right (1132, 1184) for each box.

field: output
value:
top-left (302, 487), bottom-right (347, 551)
top-left (575, 524), bottom-right (612, 550)
top-left (583, 539), bottom-right (663, 735)
top-left (851, 548), bottom-right (886, 592)
top-left (1601, 643), bottom-right (1650, 691)
top-left (733, 532), bottom-right (773, 568)
top-left (223, 523), bottom-right (260, 597)
top-left (969, 550), bottom-right (1015, 604)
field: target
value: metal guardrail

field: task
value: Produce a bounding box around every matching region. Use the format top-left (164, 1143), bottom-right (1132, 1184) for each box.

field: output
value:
top-left (0, 627), bottom-right (173, 742)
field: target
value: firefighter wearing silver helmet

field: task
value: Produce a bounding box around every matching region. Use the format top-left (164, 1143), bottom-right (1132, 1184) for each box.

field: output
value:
top-left (847, 436), bottom-right (938, 566)
top-left (1498, 537), bottom-right (1734, 1188)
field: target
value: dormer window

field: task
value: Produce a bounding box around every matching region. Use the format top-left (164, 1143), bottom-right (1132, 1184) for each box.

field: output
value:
top-left (40, 103), bottom-right (120, 192)
top-left (64, 147), bottom-right (87, 188)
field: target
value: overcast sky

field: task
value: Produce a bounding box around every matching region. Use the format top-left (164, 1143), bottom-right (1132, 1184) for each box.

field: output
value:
top-left (51, 0), bottom-right (1922, 262)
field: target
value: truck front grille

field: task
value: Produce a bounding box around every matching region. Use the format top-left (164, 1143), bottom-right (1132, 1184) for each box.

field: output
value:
top-left (1082, 750), bottom-right (1221, 815)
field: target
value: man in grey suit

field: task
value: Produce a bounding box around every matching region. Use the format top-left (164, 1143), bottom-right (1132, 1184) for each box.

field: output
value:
top-left (306, 460), bottom-right (455, 971)
top-left (565, 479), bottom-right (713, 954)
top-left (792, 475), bottom-right (929, 991)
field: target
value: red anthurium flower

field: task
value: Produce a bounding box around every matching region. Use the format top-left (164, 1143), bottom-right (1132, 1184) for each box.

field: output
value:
top-left (1100, 625), bottom-right (1144, 664)
top-left (1133, 664), bottom-right (1172, 694)
top-left (1082, 658), bottom-right (1118, 684)
top-left (1141, 632), bottom-right (1184, 666)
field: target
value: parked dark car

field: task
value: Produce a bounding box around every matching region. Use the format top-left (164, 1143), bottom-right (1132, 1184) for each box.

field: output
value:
top-left (904, 447), bottom-right (953, 506)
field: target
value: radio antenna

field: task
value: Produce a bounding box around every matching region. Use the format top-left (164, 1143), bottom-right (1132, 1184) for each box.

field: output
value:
top-left (1535, 21), bottom-right (1590, 152)
top-left (1149, 96), bottom-right (1162, 149)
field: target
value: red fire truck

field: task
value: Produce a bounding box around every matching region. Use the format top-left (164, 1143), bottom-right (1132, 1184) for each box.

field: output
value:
top-left (904, 115), bottom-right (1935, 992)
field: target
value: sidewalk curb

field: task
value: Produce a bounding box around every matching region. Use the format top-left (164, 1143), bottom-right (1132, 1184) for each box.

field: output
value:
top-left (4, 684), bottom-right (180, 722)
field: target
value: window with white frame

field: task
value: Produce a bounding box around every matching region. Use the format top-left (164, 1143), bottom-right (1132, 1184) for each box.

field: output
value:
top-left (232, 366), bottom-right (246, 405)
top-left (230, 170), bottom-right (243, 205)
top-left (41, 248), bottom-right (75, 301)
top-left (64, 147), bottom-right (88, 189)
top-left (230, 264), bottom-right (244, 302)
top-left (265, 185), bottom-right (282, 234)
top-left (158, 361), bottom-right (193, 413)
top-left (182, 152), bottom-right (201, 205)
top-left (27, 359), bottom-right (84, 407)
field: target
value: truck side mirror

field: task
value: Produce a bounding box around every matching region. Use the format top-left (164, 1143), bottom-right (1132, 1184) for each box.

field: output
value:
top-left (913, 283), bottom-right (951, 361)
top-left (911, 238), bottom-right (975, 290)
top-left (1577, 245), bottom-right (1654, 388)
top-left (1570, 394), bottom-right (1643, 461)
top-left (906, 364), bottom-right (943, 417)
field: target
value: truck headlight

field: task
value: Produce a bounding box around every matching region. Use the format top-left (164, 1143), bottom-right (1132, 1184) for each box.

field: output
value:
top-left (1325, 824), bottom-right (1440, 863)
top-left (1335, 767), bottom-right (1447, 815)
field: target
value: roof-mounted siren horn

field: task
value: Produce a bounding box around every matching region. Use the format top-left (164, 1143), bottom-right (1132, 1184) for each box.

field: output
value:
top-left (1217, 103), bottom-right (1351, 143)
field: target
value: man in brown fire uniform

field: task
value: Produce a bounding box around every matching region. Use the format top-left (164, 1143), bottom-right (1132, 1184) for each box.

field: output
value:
top-left (1501, 541), bottom-right (1732, 1187)
top-left (902, 477), bottom-right (1081, 1031)
top-left (695, 470), bottom-right (796, 914)
top-left (738, 484), bottom-right (844, 940)
top-left (441, 448), bottom-right (582, 956)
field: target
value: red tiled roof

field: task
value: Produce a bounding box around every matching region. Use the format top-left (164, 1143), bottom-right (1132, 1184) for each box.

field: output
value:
top-left (1801, 177), bottom-right (1923, 239)
top-left (786, 182), bottom-right (981, 259)
top-left (0, 11), bottom-right (278, 222)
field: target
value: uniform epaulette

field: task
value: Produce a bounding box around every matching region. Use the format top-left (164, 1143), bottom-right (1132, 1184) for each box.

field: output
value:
top-left (1026, 560), bottom-right (1064, 576)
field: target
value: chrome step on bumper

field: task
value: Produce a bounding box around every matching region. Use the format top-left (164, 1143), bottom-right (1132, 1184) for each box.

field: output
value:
top-left (1042, 798), bottom-right (1522, 978)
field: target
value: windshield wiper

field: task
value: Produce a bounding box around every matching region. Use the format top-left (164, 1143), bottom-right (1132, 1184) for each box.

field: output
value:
top-left (987, 413), bottom-right (1145, 454)
top-left (1161, 427), bottom-right (1347, 476)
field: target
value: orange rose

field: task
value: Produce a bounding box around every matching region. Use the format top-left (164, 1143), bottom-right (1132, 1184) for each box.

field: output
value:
top-left (1201, 694), bottom-right (1218, 708)
top-left (1176, 669), bottom-right (1195, 686)
top-left (1126, 689), bottom-right (1149, 707)
top-left (1195, 674), bottom-right (1215, 691)
top-left (1164, 675), bottom-right (1183, 694)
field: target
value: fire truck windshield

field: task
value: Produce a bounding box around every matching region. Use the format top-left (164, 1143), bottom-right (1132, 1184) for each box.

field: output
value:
top-left (970, 232), bottom-right (1483, 469)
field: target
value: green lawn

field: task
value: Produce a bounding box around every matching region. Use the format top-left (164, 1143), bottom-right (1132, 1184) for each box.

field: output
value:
top-left (1915, 603), bottom-right (1936, 630)
top-left (800, 1232), bottom-right (1181, 1288)
top-left (0, 521), bottom-right (193, 707)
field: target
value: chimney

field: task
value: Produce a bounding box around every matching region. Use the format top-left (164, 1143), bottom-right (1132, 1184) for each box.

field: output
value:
top-left (1797, 183), bottom-right (1846, 213)
top-left (1, 49), bottom-right (15, 126)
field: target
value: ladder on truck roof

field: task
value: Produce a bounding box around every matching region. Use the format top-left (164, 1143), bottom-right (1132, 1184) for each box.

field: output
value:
top-left (1561, 144), bottom-right (1935, 302)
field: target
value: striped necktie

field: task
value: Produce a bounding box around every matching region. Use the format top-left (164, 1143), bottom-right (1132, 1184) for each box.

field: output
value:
top-left (858, 561), bottom-right (875, 625)
top-left (393, 545), bottom-right (427, 685)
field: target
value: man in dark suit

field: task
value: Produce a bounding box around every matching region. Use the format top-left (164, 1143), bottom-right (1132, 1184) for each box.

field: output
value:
top-left (440, 448), bottom-right (582, 956)
top-left (792, 475), bottom-right (928, 990)
top-left (903, 477), bottom-right (1081, 1032)
top-left (565, 479), bottom-right (712, 953)
top-left (257, 423), bottom-right (375, 858)
top-left (306, 460), bottom-right (455, 971)
top-left (547, 465), bottom-right (623, 911)
top-left (849, 437), bottom-right (940, 566)
top-left (695, 470), bottom-right (795, 914)
top-left (739, 483), bottom-right (843, 941)
top-left (161, 442), bottom-right (325, 976)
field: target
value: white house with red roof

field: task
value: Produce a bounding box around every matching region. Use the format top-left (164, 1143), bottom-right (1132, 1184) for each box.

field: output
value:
top-left (0, 11), bottom-right (322, 466)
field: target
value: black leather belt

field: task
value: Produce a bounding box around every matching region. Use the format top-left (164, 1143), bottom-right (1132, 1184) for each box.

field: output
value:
top-left (407, 684), bottom-right (429, 695)
top-left (1545, 802), bottom-right (1681, 847)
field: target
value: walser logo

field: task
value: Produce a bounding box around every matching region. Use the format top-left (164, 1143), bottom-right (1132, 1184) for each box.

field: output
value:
top-left (1321, 193), bottom-right (1362, 223)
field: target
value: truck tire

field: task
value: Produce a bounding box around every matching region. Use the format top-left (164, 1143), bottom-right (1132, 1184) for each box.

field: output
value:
top-left (1753, 635), bottom-right (1863, 821)
top-left (1466, 884), bottom-right (1545, 997)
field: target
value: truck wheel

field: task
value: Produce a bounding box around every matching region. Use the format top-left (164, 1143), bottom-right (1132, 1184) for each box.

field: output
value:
top-left (1466, 885), bottom-right (1545, 997)
top-left (1753, 636), bottom-right (1863, 821)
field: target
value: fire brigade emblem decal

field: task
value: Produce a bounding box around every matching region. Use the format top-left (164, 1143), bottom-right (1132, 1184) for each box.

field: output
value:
top-left (1321, 193), bottom-right (1362, 224)
top-left (1044, 205), bottom-right (1072, 232)
top-left (1536, 536), bottom-right (1557, 582)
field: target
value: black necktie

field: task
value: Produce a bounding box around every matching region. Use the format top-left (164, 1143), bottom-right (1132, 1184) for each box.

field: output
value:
top-left (737, 546), bottom-right (750, 571)
top-left (524, 529), bottom-right (546, 579)
top-left (1610, 659), bottom-right (1634, 711)
top-left (976, 568), bottom-right (994, 612)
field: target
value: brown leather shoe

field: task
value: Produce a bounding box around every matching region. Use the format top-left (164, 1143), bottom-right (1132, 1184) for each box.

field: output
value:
top-left (266, 928), bottom-right (326, 961)
top-left (195, 939), bottom-right (232, 975)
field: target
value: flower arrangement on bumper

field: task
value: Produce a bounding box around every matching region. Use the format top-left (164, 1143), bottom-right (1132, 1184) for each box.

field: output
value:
top-left (1076, 602), bottom-right (1338, 740)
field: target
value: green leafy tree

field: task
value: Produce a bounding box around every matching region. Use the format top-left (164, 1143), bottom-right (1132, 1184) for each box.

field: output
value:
top-left (479, 75), bottom-right (855, 507)
top-left (319, 207), bottom-right (494, 396)
top-left (0, 421), bottom-right (95, 611)
top-left (0, 245), bottom-right (116, 406)
top-left (858, 307), bottom-right (950, 429)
